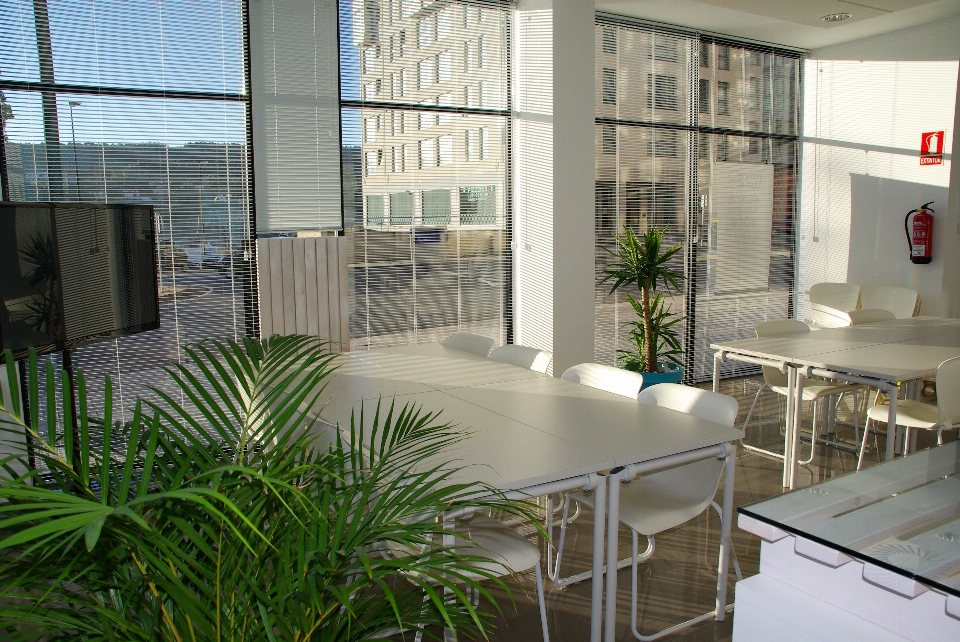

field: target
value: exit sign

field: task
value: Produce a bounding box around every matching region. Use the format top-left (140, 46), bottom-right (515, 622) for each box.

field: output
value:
top-left (920, 131), bottom-right (944, 165)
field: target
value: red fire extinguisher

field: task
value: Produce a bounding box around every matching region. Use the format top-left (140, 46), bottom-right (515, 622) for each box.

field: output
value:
top-left (905, 201), bottom-right (934, 265)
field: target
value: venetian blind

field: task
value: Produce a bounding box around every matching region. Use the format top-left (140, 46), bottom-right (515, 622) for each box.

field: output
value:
top-left (248, 0), bottom-right (343, 233)
top-left (0, 0), bottom-right (255, 421)
top-left (594, 15), bottom-right (801, 382)
top-left (339, 0), bottom-right (513, 349)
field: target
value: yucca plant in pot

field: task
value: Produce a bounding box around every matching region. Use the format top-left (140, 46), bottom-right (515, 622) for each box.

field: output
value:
top-left (0, 336), bottom-right (535, 641)
top-left (601, 226), bottom-right (685, 387)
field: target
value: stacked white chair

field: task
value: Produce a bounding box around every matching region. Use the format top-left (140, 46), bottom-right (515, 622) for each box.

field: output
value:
top-left (488, 344), bottom-right (553, 373)
top-left (857, 356), bottom-right (960, 469)
top-left (441, 333), bottom-right (494, 357)
top-left (551, 370), bottom-right (742, 640)
top-left (859, 286), bottom-right (920, 319)
top-left (741, 320), bottom-right (861, 465)
top-left (808, 282), bottom-right (860, 328)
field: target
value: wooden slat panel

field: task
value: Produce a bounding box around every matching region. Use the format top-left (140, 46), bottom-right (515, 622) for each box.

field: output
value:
top-left (292, 237), bottom-right (308, 334)
top-left (862, 517), bottom-right (960, 581)
top-left (747, 442), bottom-right (958, 530)
top-left (337, 236), bottom-right (350, 351)
top-left (280, 239), bottom-right (297, 335)
top-left (804, 477), bottom-right (960, 550)
top-left (326, 237), bottom-right (341, 350)
top-left (268, 238), bottom-right (285, 336)
top-left (303, 238), bottom-right (320, 337)
top-left (256, 239), bottom-right (272, 338)
top-left (315, 237), bottom-right (331, 345)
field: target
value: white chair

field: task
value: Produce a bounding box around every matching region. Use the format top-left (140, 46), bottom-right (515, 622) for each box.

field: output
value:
top-left (489, 344), bottom-right (553, 373)
top-left (859, 286), bottom-right (920, 319)
top-left (846, 308), bottom-right (896, 325)
top-left (441, 333), bottom-right (494, 357)
top-left (808, 282), bottom-right (860, 328)
top-left (741, 320), bottom-right (861, 465)
top-left (385, 512), bottom-right (550, 642)
top-left (560, 362), bottom-right (645, 398)
top-left (857, 356), bottom-right (960, 470)
top-left (551, 383), bottom-right (742, 640)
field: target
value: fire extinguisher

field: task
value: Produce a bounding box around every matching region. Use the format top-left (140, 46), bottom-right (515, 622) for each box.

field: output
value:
top-left (905, 201), bottom-right (934, 265)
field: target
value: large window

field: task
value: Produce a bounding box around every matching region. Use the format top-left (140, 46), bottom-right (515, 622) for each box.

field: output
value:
top-left (340, 0), bottom-right (511, 349)
top-left (595, 18), bottom-right (800, 381)
top-left (0, 0), bottom-right (254, 420)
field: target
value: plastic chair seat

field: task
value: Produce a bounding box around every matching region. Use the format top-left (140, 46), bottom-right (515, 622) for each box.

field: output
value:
top-left (866, 399), bottom-right (938, 429)
top-left (568, 457), bottom-right (724, 536)
top-left (770, 382), bottom-right (859, 401)
top-left (454, 514), bottom-right (541, 577)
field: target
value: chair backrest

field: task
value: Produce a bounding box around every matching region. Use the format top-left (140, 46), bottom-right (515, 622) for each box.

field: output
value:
top-left (637, 384), bottom-right (739, 427)
top-left (810, 303), bottom-right (852, 328)
top-left (560, 363), bottom-right (645, 399)
top-left (859, 286), bottom-right (920, 319)
top-left (809, 282), bottom-right (860, 311)
top-left (808, 283), bottom-right (860, 328)
top-left (846, 308), bottom-right (896, 325)
top-left (634, 384), bottom-right (737, 535)
top-left (754, 319), bottom-right (810, 387)
top-left (488, 344), bottom-right (553, 373)
top-left (441, 333), bottom-right (494, 357)
top-left (936, 356), bottom-right (960, 427)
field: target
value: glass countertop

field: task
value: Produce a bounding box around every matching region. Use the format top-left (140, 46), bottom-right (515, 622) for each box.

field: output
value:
top-left (739, 440), bottom-right (960, 599)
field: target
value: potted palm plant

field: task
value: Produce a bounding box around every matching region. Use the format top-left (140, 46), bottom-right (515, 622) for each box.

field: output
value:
top-left (0, 337), bottom-right (533, 641)
top-left (601, 226), bottom-right (685, 387)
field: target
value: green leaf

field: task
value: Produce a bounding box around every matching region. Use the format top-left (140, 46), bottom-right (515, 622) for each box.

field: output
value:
top-left (84, 514), bottom-right (107, 551)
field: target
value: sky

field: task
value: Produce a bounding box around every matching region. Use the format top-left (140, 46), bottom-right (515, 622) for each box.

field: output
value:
top-left (0, 0), bottom-right (247, 145)
top-left (1, 0), bottom-right (364, 147)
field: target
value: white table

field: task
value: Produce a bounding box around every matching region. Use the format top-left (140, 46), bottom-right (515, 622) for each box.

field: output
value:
top-left (313, 344), bottom-right (743, 642)
top-left (711, 317), bottom-right (960, 488)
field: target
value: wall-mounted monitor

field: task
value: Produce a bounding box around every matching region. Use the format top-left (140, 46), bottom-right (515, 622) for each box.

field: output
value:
top-left (0, 202), bottom-right (159, 359)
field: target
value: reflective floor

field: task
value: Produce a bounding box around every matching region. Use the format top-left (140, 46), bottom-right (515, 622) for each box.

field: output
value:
top-left (473, 374), bottom-right (949, 641)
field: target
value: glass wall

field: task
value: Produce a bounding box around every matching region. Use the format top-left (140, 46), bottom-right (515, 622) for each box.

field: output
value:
top-left (339, 0), bottom-right (512, 349)
top-left (594, 19), bottom-right (800, 381)
top-left (0, 0), bottom-right (254, 420)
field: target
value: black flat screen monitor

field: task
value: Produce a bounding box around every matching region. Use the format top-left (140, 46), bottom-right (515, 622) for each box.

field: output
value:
top-left (0, 202), bottom-right (159, 359)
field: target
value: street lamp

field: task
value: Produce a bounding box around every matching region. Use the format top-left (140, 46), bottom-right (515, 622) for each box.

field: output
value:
top-left (68, 101), bottom-right (82, 201)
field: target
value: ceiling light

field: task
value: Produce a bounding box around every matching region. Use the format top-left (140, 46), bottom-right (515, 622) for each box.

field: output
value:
top-left (821, 13), bottom-right (852, 22)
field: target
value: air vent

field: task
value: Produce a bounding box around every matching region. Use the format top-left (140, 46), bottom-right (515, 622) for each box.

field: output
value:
top-left (820, 13), bottom-right (853, 22)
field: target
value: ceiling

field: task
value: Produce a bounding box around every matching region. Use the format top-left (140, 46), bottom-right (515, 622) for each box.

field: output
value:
top-left (595, 0), bottom-right (960, 50)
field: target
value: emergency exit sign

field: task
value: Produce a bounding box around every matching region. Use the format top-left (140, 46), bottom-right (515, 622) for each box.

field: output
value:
top-left (920, 131), bottom-right (944, 165)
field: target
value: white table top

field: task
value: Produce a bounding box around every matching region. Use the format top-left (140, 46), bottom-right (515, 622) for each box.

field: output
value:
top-left (313, 345), bottom-right (743, 491)
top-left (711, 317), bottom-right (960, 382)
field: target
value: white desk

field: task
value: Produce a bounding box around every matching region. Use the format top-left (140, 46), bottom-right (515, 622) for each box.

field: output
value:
top-left (315, 345), bottom-right (743, 642)
top-left (711, 317), bottom-right (960, 488)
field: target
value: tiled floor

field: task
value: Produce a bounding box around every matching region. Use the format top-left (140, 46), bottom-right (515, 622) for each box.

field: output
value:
top-left (473, 374), bottom-right (950, 641)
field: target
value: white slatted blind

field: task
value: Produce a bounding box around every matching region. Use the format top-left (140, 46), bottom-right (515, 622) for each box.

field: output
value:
top-left (0, 0), bottom-right (255, 421)
top-left (248, 0), bottom-right (343, 233)
top-left (339, 0), bottom-right (512, 349)
top-left (593, 17), bottom-right (801, 382)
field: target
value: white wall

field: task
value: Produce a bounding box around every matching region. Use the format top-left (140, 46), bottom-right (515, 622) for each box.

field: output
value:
top-left (847, 175), bottom-right (948, 314)
top-left (513, 0), bottom-right (594, 374)
top-left (799, 17), bottom-right (960, 318)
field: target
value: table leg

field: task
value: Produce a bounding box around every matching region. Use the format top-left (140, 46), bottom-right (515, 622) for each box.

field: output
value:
top-left (715, 444), bottom-right (737, 620)
top-left (590, 477), bottom-right (607, 642)
top-left (886, 393), bottom-right (898, 461)
top-left (789, 370), bottom-right (804, 490)
top-left (713, 352), bottom-right (722, 393)
top-left (782, 367), bottom-right (796, 488)
top-left (603, 469), bottom-right (624, 642)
